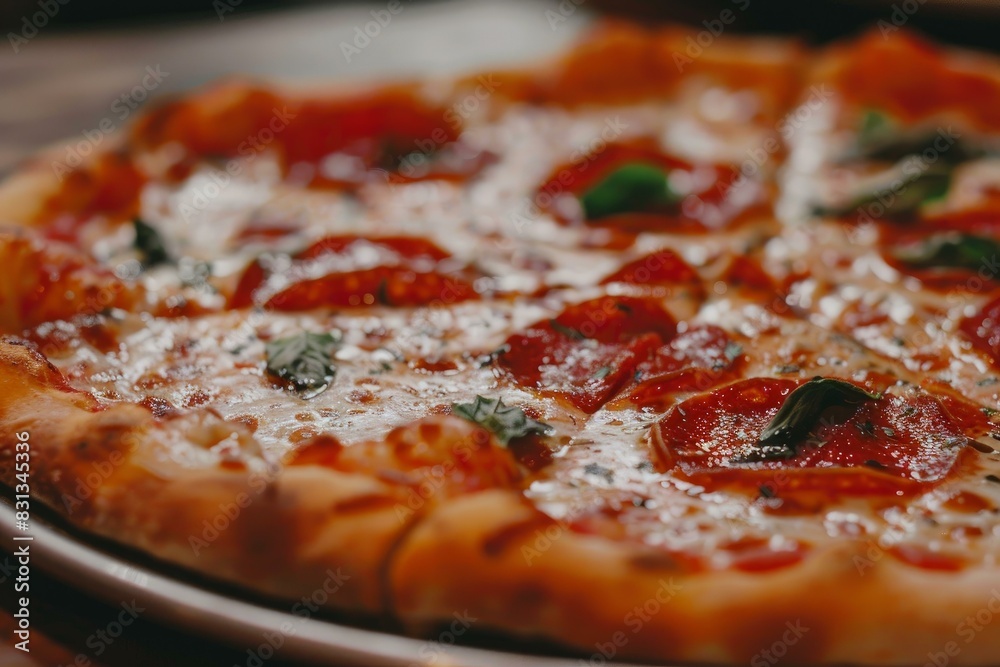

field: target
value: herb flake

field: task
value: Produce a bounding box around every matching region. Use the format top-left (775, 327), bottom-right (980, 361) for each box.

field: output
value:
top-left (550, 320), bottom-right (588, 341)
top-left (133, 218), bottom-right (170, 267)
top-left (452, 396), bottom-right (553, 446)
top-left (815, 168), bottom-right (951, 220)
top-left (746, 377), bottom-right (880, 461)
top-left (265, 331), bottom-right (341, 399)
top-left (580, 162), bottom-right (678, 221)
top-left (849, 111), bottom-right (983, 164)
top-left (894, 234), bottom-right (1000, 272)
top-left (583, 462), bottom-right (615, 483)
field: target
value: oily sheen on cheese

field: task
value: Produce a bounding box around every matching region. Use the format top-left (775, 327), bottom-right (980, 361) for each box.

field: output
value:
top-left (2, 23), bottom-right (1000, 666)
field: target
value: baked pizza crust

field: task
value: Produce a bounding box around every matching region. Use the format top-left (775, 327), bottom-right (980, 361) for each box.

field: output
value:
top-left (1, 22), bottom-right (1000, 667)
top-left (392, 490), bottom-right (1000, 665)
top-left (0, 338), bottom-right (418, 614)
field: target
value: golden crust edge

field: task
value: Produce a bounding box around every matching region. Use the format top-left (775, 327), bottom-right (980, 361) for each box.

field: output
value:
top-left (0, 338), bottom-right (421, 616)
top-left (389, 490), bottom-right (1000, 665)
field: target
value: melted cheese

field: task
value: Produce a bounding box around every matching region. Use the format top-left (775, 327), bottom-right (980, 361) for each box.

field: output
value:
top-left (26, 84), bottom-right (1000, 571)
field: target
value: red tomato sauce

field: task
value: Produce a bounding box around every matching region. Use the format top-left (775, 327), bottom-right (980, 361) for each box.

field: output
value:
top-left (498, 296), bottom-right (677, 413)
top-left (652, 377), bottom-right (972, 497)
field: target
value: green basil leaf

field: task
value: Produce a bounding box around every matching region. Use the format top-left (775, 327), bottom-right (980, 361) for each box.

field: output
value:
top-left (745, 377), bottom-right (881, 461)
top-left (857, 109), bottom-right (893, 147)
top-left (894, 233), bottom-right (1000, 272)
top-left (452, 395), bottom-right (553, 446)
top-left (133, 218), bottom-right (170, 267)
top-left (265, 331), bottom-right (341, 399)
top-left (849, 111), bottom-right (983, 165)
top-left (580, 162), bottom-right (678, 221)
top-left (814, 167), bottom-right (951, 220)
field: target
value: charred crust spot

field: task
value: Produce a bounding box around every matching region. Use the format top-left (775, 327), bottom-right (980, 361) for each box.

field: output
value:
top-left (0, 336), bottom-right (76, 392)
top-left (1, 336), bottom-right (38, 352)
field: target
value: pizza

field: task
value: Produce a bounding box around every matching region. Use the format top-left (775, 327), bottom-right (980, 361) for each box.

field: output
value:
top-left (2, 21), bottom-right (1000, 665)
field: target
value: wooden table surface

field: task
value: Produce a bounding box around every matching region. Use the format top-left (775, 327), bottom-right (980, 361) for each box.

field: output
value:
top-left (0, 0), bottom-right (585, 176)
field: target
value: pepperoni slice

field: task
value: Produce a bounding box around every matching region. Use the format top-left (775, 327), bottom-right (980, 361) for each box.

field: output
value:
top-left (651, 377), bottom-right (971, 497)
top-left (38, 153), bottom-right (146, 235)
top-left (537, 140), bottom-right (745, 232)
top-left (833, 30), bottom-right (1000, 129)
top-left (133, 84), bottom-right (489, 188)
top-left (229, 258), bottom-right (267, 309)
top-left (498, 296), bottom-right (676, 413)
top-left (628, 326), bottom-right (743, 409)
top-left (876, 226), bottom-right (1000, 290)
top-left (961, 294), bottom-right (1000, 366)
top-left (266, 268), bottom-right (476, 310)
top-left (296, 235), bottom-right (451, 262)
top-left (923, 204), bottom-right (1000, 236)
top-left (0, 232), bottom-right (138, 330)
top-left (600, 248), bottom-right (703, 298)
top-left (228, 235), bottom-right (477, 310)
top-left (721, 256), bottom-right (777, 293)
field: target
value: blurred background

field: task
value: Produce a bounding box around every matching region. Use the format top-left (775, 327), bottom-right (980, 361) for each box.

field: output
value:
top-left (1, 0), bottom-right (1000, 176)
top-left (1, 0), bottom-right (1000, 664)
